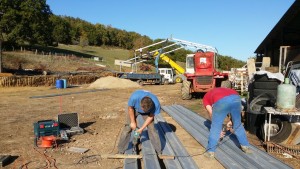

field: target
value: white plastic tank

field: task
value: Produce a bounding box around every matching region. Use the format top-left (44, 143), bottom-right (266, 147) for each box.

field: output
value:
top-left (276, 78), bottom-right (296, 110)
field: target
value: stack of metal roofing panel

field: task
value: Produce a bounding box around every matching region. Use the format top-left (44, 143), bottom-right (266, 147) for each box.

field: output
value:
top-left (155, 114), bottom-right (199, 169)
top-left (124, 114), bottom-right (199, 169)
top-left (162, 104), bottom-right (293, 169)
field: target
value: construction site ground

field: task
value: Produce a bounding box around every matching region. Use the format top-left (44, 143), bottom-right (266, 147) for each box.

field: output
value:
top-left (0, 81), bottom-right (299, 169)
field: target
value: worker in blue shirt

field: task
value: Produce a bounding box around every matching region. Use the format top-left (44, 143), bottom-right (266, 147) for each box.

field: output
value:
top-left (117, 90), bottom-right (162, 154)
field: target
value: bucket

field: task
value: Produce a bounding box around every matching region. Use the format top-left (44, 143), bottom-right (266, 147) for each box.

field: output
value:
top-left (55, 79), bottom-right (64, 89)
top-left (62, 79), bottom-right (67, 88)
top-left (39, 136), bottom-right (56, 148)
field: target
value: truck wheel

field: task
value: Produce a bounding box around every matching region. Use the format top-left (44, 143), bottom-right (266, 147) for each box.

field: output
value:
top-left (137, 80), bottom-right (144, 86)
top-left (221, 80), bottom-right (232, 88)
top-left (164, 80), bottom-right (169, 85)
top-left (175, 77), bottom-right (182, 83)
top-left (261, 117), bottom-right (292, 143)
top-left (181, 80), bottom-right (192, 100)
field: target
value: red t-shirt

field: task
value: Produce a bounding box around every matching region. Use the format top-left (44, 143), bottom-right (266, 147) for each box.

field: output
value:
top-left (202, 88), bottom-right (238, 107)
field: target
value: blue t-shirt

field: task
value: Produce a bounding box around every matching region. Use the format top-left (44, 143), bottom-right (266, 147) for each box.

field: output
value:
top-left (128, 90), bottom-right (161, 115)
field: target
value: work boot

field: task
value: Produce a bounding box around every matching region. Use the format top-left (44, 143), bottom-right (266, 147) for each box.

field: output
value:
top-left (203, 152), bottom-right (215, 159)
top-left (241, 146), bottom-right (252, 154)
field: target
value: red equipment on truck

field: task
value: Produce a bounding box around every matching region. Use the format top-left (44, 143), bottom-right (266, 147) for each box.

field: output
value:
top-left (181, 48), bottom-right (231, 100)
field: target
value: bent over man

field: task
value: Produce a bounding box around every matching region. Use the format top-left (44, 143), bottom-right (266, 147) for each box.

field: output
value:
top-left (202, 87), bottom-right (251, 158)
top-left (117, 90), bottom-right (161, 154)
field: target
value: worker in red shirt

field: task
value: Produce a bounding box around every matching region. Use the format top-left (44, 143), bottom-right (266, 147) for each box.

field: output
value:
top-left (202, 87), bottom-right (251, 158)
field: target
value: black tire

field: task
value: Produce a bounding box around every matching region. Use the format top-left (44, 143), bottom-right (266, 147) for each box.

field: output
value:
top-left (164, 80), bottom-right (169, 85)
top-left (261, 117), bottom-right (292, 143)
top-left (175, 77), bottom-right (182, 83)
top-left (254, 74), bottom-right (279, 82)
top-left (253, 81), bottom-right (280, 89)
top-left (137, 80), bottom-right (144, 86)
top-left (181, 80), bottom-right (192, 100)
top-left (253, 89), bottom-right (277, 98)
top-left (221, 80), bottom-right (232, 88)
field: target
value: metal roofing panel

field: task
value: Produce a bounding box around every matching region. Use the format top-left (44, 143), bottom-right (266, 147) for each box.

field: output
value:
top-left (162, 105), bottom-right (293, 169)
top-left (137, 115), bottom-right (161, 169)
top-left (155, 114), bottom-right (199, 169)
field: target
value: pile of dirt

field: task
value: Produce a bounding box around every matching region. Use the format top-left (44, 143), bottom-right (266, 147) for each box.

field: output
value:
top-left (88, 76), bottom-right (141, 89)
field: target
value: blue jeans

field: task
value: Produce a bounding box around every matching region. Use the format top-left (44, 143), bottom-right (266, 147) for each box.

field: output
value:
top-left (207, 95), bottom-right (250, 152)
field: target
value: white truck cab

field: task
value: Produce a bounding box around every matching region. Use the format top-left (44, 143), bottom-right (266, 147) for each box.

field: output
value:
top-left (158, 68), bottom-right (175, 84)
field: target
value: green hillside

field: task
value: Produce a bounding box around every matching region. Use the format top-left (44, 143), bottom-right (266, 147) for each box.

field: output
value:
top-left (3, 44), bottom-right (134, 73)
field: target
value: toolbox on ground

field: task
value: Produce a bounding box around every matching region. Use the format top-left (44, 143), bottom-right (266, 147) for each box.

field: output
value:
top-left (58, 113), bottom-right (84, 135)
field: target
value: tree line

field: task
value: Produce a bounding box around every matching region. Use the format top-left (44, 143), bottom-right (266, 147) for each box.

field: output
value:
top-left (0, 0), bottom-right (245, 70)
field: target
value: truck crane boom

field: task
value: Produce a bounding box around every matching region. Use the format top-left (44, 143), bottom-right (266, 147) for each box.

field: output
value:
top-left (152, 51), bottom-right (185, 75)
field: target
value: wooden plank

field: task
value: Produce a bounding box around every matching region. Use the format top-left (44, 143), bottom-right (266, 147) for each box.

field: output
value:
top-left (247, 58), bottom-right (256, 80)
top-left (158, 154), bottom-right (175, 160)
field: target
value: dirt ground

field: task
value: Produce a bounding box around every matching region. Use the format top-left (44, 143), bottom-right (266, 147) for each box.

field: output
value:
top-left (0, 82), bottom-right (298, 169)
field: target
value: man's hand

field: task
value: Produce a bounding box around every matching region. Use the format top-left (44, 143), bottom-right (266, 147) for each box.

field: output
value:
top-left (136, 128), bottom-right (143, 135)
top-left (130, 122), bottom-right (137, 130)
top-left (226, 121), bottom-right (233, 132)
top-left (220, 131), bottom-right (226, 139)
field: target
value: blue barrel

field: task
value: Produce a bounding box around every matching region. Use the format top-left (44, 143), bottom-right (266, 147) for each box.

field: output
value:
top-left (62, 79), bottom-right (67, 88)
top-left (55, 79), bottom-right (64, 89)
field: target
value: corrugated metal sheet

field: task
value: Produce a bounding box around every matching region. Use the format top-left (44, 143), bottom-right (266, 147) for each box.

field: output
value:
top-left (162, 105), bottom-right (293, 169)
top-left (124, 132), bottom-right (138, 169)
top-left (137, 115), bottom-right (161, 169)
top-left (155, 114), bottom-right (198, 169)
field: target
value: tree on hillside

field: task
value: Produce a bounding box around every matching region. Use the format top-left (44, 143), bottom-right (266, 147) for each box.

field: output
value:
top-left (79, 31), bottom-right (89, 48)
top-left (132, 35), bottom-right (153, 49)
top-left (0, 0), bottom-right (53, 46)
top-left (217, 55), bottom-right (246, 70)
top-left (50, 15), bottom-right (71, 44)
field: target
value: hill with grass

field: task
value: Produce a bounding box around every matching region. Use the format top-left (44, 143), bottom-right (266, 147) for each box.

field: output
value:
top-left (2, 44), bottom-right (135, 75)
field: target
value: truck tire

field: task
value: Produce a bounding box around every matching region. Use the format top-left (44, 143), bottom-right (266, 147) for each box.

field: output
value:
top-left (221, 80), bottom-right (232, 88)
top-left (175, 77), bottom-right (182, 83)
top-left (253, 81), bottom-right (279, 89)
top-left (261, 117), bottom-right (292, 143)
top-left (254, 74), bottom-right (279, 82)
top-left (164, 79), bottom-right (169, 85)
top-left (137, 80), bottom-right (144, 86)
top-left (253, 89), bottom-right (277, 98)
top-left (181, 80), bottom-right (192, 100)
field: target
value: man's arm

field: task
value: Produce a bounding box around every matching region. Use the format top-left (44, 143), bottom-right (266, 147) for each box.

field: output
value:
top-left (128, 106), bottom-right (137, 130)
top-left (137, 114), bottom-right (154, 134)
top-left (205, 105), bottom-right (213, 120)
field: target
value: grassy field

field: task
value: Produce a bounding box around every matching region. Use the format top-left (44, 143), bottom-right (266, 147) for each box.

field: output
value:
top-left (2, 44), bottom-right (134, 73)
top-left (2, 44), bottom-right (187, 75)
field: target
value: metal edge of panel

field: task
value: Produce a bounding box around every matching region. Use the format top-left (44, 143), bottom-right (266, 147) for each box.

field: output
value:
top-left (155, 114), bottom-right (199, 169)
top-left (137, 115), bottom-right (161, 169)
top-left (124, 132), bottom-right (138, 169)
top-left (154, 116), bottom-right (183, 169)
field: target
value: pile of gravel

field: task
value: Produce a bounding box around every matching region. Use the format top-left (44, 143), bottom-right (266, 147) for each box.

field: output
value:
top-left (88, 76), bottom-right (141, 89)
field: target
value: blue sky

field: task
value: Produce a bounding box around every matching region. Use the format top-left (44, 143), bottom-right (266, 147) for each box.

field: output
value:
top-left (47, 0), bottom-right (294, 61)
